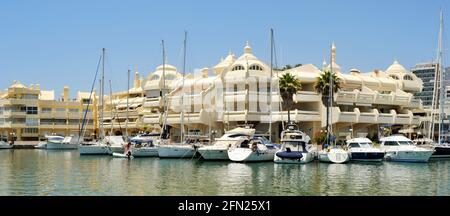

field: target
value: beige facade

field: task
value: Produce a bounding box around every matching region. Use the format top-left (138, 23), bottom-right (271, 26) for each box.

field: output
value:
top-left (138, 42), bottom-right (425, 143)
top-left (0, 81), bottom-right (97, 141)
top-left (1, 43), bottom-right (426, 143)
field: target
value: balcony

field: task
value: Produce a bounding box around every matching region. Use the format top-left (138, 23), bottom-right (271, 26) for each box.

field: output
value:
top-left (271, 110), bottom-right (321, 122)
top-left (374, 93), bottom-right (393, 105)
top-left (356, 92), bottom-right (375, 106)
top-left (406, 98), bottom-right (423, 109)
top-left (393, 95), bottom-right (411, 106)
top-left (335, 91), bottom-right (357, 105)
top-left (332, 107), bottom-right (358, 124)
top-left (358, 109), bottom-right (378, 123)
top-left (378, 110), bottom-right (395, 124)
top-left (144, 97), bottom-right (164, 108)
top-left (412, 116), bottom-right (421, 125)
top-left (143, 113), bottom-right (162, 124)
top-left (395, 114), bottom-right (411, 125)
top-left (294, 91), bottom-right (321, 102)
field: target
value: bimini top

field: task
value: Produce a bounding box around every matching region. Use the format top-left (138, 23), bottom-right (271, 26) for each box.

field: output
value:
top-left (225, 127), bottom-right (256, 137)
top-left (379, 134), bottom-right (412, 142)
top-left (346, 137), bottom-right (372, 144)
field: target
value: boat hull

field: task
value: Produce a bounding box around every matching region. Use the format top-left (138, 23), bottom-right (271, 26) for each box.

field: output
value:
top-left (110, 146), bottom-right (124, 153)
top-left (112, 152), bottom-right (133, 159)
top-left (274, 151), bottom-right (315, 164)
top-left (158, 145), bottom-right (196, 158)
top-left (350, 152), bottom-right (385, 162)
top-left (46, 142), bottom-right (78, 150)
top-left (431, 146), bottom-right (450, 158)
top-left (132, 147), bottom-right (159, 157)
top-left (198, 148), bottom-right (229, 160)
top-left (0, 142), bottom-right (13, 149)
top-left (318, 148), bottom-right (350, 164)
top-left (385, 150), bottom-right (433, 162)
top-left (79, 144), bottom-right (111, 155)
top-left (228, 148), bottom-right (276, 162)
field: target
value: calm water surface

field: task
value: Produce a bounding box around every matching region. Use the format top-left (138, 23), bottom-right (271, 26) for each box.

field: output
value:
top-left (0, 149), bottom-right (449, 196)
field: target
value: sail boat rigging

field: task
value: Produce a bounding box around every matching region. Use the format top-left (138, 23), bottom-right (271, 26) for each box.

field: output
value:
top-left (79, 48), bottom-right (112, 155)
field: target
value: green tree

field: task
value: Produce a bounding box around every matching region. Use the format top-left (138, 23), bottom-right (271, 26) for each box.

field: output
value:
top-left (279, 73), bottom-right (302, 124)
top-left (314, 70), bottom-right (341, 143)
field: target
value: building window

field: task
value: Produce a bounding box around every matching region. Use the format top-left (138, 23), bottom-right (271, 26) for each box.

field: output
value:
top-left (40, 119), bottom-right (53, 125)
top-left (389, 75), bottom-right (399, 80)
top-left (22, 128), bottom-right (38, 134)
top-left (249, 65), bottom-right (263, 71)
top-left (56, 108), bottom-right (66, 112)
top-left (42, 108), bottom-right (52, 113)
top-left (68, 119), bottom-right (80, 125)
top-left (22, 94), bottom-right (38, 99)
top-left (69, 109), bottom-right (79, 113)
top-left (404, 75), bottom-right (414, 81)
top-left (26, 118), bottom-right (38, 126)
top-left (151, 75), bottom-right (160, 81)
top-left (26, 107), bottom-right (38, 115)
top-left (232, 65), bottom-right (245, 71)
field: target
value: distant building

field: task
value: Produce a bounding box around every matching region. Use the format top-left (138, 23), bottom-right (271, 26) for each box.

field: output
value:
top-left (412, 63), bottom-right (438, 108)
top-left (0, 81), bottom-right (97, 141)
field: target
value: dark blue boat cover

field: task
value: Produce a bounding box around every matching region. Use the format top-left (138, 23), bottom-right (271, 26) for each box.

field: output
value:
top-left (276, 151), bottom-right (303, 159)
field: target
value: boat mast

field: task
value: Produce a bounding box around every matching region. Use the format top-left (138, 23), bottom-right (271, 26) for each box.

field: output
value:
top-left (438, 10), bottom-right (445, 145)
top-left (109, 80), bottom-right (114, 137)
top-left (181, 31), bottom-right (187, 143)
top-left (126, 69), bottom-right (130, 139)
top-left (100, 48), bottom-right (106, 139)
top-left (328, 43), bottom-right (334, 146)
top-left (269, 28), bottom-right (274, 142)
top-left (160, 40), bottom-right (168, 140)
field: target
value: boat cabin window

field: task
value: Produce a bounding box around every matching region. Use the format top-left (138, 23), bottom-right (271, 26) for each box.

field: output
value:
top-left (348, 143), bottom-right (360, 148)
top-left (384, 141), bottom-right (399, 146)
top-left (359, 143), bottom-right (372, 148)
top-left (290, 135), bottom-right (303, 140)
top-left (398, 141), bottom-right (413, 145)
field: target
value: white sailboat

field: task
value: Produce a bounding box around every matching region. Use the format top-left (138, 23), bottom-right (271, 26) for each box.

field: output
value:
top-left (45, 134), bottom-right (79, 150)
top-left (227, 137), bottom-right (278, 162)
top-left (317, 43), bottom-right (350, 164)
top-left (274, 124), bottom-right (317, 164)
top-left (198, 127), bottom-right (255, 160)
top-left (79, 48), bottom-right (112, 155)
top-left (157, 33), bottom-right (202, 159)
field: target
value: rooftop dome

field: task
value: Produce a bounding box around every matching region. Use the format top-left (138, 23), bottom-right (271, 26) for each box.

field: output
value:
top-left (385, 60), bottom-right (408, 74)
top-left (10, 80), bottom-right (26, 89)
top-left (236, 41), bottom-right (258, 61)
top-left (156, 64), bottom-right (177, 72)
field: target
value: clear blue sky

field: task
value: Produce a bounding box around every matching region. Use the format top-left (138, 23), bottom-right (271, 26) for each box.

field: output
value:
top-left (0, 0), bottom-right (449, 97)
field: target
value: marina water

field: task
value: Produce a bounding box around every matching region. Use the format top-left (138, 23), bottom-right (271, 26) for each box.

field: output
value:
top-left (1, 149), bottom-right (449, 196)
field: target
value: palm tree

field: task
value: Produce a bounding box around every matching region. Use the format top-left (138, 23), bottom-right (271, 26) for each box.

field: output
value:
top-left (279, 73), bottom-right (302, 124)
top-left (314, 70), bottom-right (341, 143)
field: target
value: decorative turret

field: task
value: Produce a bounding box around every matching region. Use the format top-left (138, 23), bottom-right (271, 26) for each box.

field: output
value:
top-left (244, 41), bottom-right (252, 54)
top-left (63, 86), bottom-right (69, 102)
top-left (134, 71), bottom-right (141, 88)
top-left (201, 68), bottom-right (209, 78)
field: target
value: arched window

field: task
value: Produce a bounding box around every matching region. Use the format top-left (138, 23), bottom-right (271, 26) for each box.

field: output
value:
top-left (403, 75), bottom-right (414, 81)
top-left (389, 75), bottom-right (399, 80)
top-left (249, 64), bottom-right (263, 71)
top-left (232, 65), bottom-right (245, 71)
top-left (151, 75), bottom-right (160, 80)
top-left (165, 74), bottom-right (177, 80)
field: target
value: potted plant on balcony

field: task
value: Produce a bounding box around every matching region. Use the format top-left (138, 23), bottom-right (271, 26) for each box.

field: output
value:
top-left (279, 73), bottom-right (302, 125)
